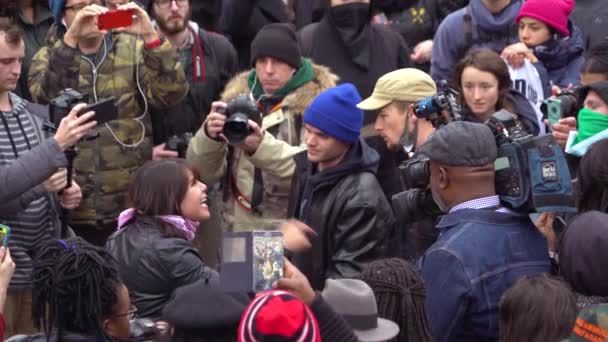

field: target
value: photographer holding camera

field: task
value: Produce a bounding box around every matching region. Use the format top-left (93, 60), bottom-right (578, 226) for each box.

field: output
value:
top-left (356, 68), bottom-right (439, 260)
top-left (417, 121), bottom-right (550, 341)
top-left (28, 0), bottom-right (188, 245)
top-left (187, 23), bottom-right (337, 232)
top-left (0, 20), bottom-right (101, 336)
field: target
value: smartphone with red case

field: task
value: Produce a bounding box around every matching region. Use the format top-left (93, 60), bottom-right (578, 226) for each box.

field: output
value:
top-left (97, 9), bottom-right (134, 31)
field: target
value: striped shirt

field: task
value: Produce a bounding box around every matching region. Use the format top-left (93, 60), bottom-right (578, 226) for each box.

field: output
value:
top-left (0, 93), bottom-right (54, 288)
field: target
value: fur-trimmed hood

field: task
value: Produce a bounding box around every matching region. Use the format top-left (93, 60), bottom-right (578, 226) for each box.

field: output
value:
top-left (221, 60), bottom-right (338, 116)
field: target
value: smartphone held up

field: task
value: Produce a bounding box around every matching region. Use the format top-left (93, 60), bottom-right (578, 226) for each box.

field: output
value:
top-left (97, 9), bottom-right (135, 31)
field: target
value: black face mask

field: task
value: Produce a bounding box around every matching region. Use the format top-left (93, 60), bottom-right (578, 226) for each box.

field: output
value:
top-left (330, 2), bottom-right (370, 31)
top-left (329, 2), bottom-right (372, 69)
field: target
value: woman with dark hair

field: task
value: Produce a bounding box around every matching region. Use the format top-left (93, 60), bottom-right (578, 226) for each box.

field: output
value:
top-left (24, 237), bottom-right (132, 341)
top-left (452, 48), bottom-right (540, 135)
top-left (106, 159), bottom-right (218, 320)
top-left (499, 274), bottom-right (578, 342)
top-left (360, 258), bottom-right (433, 342)
top-left (576, 139), bottom-right (608, 213)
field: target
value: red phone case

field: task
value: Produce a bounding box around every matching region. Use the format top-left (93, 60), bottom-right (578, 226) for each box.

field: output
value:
top-left (97, 9), bottom-right (134, 30)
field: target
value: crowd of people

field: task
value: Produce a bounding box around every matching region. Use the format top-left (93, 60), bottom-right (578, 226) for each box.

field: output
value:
top-left (0, 0), bottom-right (607, 341)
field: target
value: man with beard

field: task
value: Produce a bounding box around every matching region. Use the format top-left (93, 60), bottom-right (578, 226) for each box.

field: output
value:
top-left (28, 0), bottom-right (188, 245)
top-left (417, 121), bottom-right (550, 341)
top-left (357, 68), bottom-right (439, 259)
top-left (298, 0), bottom-right (410, 128)
top-left (147, 0), bottom-right (237, 160)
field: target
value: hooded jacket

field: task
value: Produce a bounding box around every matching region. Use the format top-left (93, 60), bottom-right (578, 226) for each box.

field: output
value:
top-left (287, 139), bottom-right (395, 290)
top-left (532, 23), bottom-right (585, 88)
top-left (187, 61), bottom-right (337, 232)
top-left (298, 6), bottom-right (411, 125)
top-left (431, 0), bottom-right (522, 81)
top-left (560, 211), bottom-right (608, 300)
top-left (28, 32), bottom-right (188, 226)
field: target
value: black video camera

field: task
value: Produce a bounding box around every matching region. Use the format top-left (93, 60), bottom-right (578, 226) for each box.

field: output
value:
top-left (413, 81), bottom-right (463, 128)
top-left (390, 83), bottom-right (463, 223)
top-left (218, 95), bottom-right (263, 145)
top-left (166, 132), bottom-right (193, 159)
top-left (487, 110), bottom-right (575, 213)
top-left (540, 88), bottom-right (579, 127)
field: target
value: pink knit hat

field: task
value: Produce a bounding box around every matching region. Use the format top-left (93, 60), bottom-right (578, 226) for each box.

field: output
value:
top-left (516, 0), bottom-right (575, 37)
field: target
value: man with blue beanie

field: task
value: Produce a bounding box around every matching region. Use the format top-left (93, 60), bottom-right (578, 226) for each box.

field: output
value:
top-left (286, 83), bottom-right (395, 290)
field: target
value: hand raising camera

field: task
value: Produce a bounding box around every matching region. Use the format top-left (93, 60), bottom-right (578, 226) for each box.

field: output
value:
top-left (54, 103), bottom-right (97, 151)
top-left (204, 101), bottom-right (228, 140)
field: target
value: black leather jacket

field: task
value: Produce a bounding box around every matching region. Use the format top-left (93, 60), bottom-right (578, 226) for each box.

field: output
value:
top-left (288, 139), bottom-right (395, 290)
top-left (106, 216), bottom-right (218, 320)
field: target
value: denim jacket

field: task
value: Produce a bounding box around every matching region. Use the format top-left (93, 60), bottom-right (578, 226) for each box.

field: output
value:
top-left (419, 208), bottom-right (551, 342)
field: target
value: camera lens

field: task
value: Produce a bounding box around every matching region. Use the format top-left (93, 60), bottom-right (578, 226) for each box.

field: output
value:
top-left (391, 188), bottom-right (441, 224)
top-left (223, 113), bottom-right (251, 145)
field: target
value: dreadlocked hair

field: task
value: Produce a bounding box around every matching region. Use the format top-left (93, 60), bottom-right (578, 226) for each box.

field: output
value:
top-left (360, 258), bottom-right (433, 342)
top-left (31, 237), bottom-right (122, 341)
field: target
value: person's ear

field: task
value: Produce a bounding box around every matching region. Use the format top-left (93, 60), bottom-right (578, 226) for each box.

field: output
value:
top-left (408, 104), bottom-right (418, 123)
top-left (438, 166), bottom-right (449, 190)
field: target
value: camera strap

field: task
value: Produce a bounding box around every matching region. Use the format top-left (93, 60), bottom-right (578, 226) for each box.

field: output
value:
top-left (189, 27), bottom-right (205, 84)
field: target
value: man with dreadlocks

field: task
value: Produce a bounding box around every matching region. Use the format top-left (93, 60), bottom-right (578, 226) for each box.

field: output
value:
top-left (22, 237), bottom-right (132, 341)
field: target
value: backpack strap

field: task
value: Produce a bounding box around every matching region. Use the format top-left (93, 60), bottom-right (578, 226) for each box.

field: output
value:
top-left (462, 5), bottom-right (474, 57)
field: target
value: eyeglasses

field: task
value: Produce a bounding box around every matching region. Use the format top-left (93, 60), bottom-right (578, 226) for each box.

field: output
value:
top-left (114, 305), bottom-right (138, 320)
top-left (154, 0), bottom-right (189, 9)
top-left (64, 0), bottom-right (101, 12)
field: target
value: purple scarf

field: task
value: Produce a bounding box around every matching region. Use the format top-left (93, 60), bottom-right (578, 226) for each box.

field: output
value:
top-left (117, 208), bottom-right (199, 241)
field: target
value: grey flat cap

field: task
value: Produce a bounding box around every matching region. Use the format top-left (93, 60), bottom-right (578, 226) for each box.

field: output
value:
top-left (418, 121), bottom-right (497, 166)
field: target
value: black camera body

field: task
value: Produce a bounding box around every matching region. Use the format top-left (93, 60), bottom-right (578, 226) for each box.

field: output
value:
top-left (130, 318), bottom-right (171, 342)
top-left (540, 88), bottom-right (579, 125)
top-left (413, 81), bottom-right (463, 128)
top-left (166, 132), bottom-right (193, 159)
top-left (218, 95), bottom-right (263, 145)
top-left (49, 88), bottom-right (88, 127)
top-left (487, 110), bottom-right (575, 213)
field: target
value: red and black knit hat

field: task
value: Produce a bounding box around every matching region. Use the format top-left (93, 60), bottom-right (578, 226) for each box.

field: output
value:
top-left (238, 290), bottom-right (321, 342)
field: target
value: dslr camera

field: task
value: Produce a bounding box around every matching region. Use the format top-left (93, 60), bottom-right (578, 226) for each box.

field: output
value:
top-left (413, 80), bottom-right (463, 127)
top-left (49, 89), bottom-right (89, 127)
top-left (166, 132), bottom-right (193, 159)
top-left (540, 88), bottom-right (579, 126)
top-left (218, 95), bottom-right (263, 145)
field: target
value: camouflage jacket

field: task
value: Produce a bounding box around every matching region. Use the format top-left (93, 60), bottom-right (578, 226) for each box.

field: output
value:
top-left (28, 34), bottom-right (188, 226)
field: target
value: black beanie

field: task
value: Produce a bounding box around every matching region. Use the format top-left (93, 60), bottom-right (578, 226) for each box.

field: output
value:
top-left (250, 23), bottom-right (301, 69)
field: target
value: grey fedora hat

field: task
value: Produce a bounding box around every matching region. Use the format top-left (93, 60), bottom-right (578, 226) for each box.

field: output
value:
top-left (322, 278), bottom-right (400, 342)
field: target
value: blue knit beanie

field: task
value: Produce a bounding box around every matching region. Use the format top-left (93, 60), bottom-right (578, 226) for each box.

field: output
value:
top-left (49, 0), bottom-right (65, 24)
top-left (303, 83), bottom-right (363, 144)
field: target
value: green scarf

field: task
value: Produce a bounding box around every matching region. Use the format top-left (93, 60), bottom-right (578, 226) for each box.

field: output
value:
top-left (572, 108), bottom-right (608, 146)
top-left (247, 58), bottom-right (315, 100)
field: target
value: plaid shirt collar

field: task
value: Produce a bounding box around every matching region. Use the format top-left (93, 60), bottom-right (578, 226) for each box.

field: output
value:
top-left (449, 195), bottom-right (501, 214)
